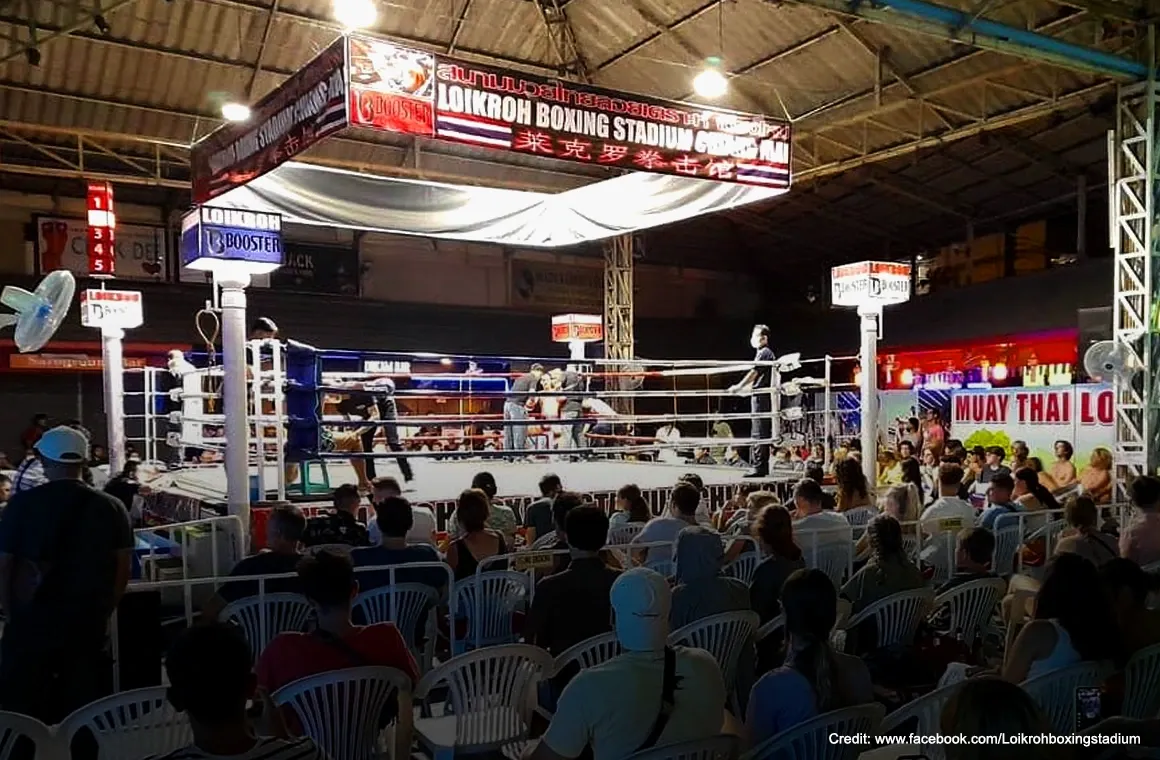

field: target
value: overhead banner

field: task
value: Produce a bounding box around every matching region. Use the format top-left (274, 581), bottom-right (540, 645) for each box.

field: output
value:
top-left (511, 260), bottom-right (602, 311)
top-left (190, 37), bottom-right (349, 203)
top-left (271, 242), bottom-right (359, 295)
top-left (346, 36), bottom-right (792, 189)
top-left (951, 384), bottom-right (1113, 475)
top-left (35, 215), bottom-right (166, 281)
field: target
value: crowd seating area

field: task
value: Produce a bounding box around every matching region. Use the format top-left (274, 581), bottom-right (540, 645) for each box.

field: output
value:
top-left (2, 463), bottom-right (1160, 760)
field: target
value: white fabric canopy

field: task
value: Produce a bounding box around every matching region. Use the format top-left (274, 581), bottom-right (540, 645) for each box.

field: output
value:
top-left (213, 161), bottom-right (788, 247)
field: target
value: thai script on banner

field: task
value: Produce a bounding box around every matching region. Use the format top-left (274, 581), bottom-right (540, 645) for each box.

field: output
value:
top-left (190, 38), bottom-right (348, 203)
top-left (35, 215), bottom-right (166, 281)
top-left (346, 35), bottom-right (792, 189)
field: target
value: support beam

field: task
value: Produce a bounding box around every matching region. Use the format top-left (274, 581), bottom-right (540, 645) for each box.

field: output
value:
top-left (2, 0), bottom-right (141, 64)
top-left (534, 0), bottom-right (591, 81)
top-left (246, 0), bottom-right (281, 100)
top-left (861, 166), bottom-right (977, 217)
top-left (781, 0), bottom-right (1146, 78)
top-left (603, 235), bottom-right (635, 417)
top-left (1110, 81), bottom-right (1159, 492)
top-left (989, 131), bottom-right (1094, 181)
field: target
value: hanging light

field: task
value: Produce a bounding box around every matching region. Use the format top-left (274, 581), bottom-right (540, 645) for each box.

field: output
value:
top-left (899, 368), bottom-right (914, 387)
top-left (220, 102), bottom-right (251, 122)
top-left (334, 0), bottom-right (377, 30)
top-left (693, 57), bottom-right (728, 99)
top-left (992, 362), bottom-right (1009, 381)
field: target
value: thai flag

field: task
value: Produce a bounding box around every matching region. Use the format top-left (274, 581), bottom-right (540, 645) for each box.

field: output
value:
top-left (435, 113), bottom-right (513, 148)
top-left (736, 162), bottom-right (790, 186)
top-left (316, 98), bottom-right (348, 137)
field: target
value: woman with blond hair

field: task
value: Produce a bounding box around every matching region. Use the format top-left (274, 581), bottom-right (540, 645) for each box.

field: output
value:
top-left (1079, 447), bottom-right (1114, 504)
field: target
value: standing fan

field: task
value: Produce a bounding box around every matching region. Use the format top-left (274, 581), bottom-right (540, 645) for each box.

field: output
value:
top-left (1083, 340), bottom-right (1138, 382)
top-left (0, 270), bottom-right (77, 352)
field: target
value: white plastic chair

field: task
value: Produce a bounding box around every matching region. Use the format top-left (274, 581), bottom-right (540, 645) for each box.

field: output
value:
top-left (1123, 642), bottom-right (1160, 719)
top-left (273, 666), bottom-right (412, 760)
top-left (921, 532), bottom-right (958, 584)
top-left (743, 703), bottom-right (885, 760)
top-left (1021, 661), bottom-right (1112, 734)
top-left (724, 553), bottom-right (759, 585)
top-left (756, 614), bottom-right (785, 642)
top-left (58, 686), bottom-right (192, 760)
top-left (842, 588), bottom-right (935, 650)
top-left (354, 583), bottom-right (440, 670)
top-left (668, 611), bottom-right (759, 698)
top-left (453, 571), bottom-right (530, 653)
top-left (843, 507), bottom-right (877, 527)
top-left (879, 682), bottom-right (961, 760)
top-left (413, 644), bottom-right (553, 760)
top-left (932, 577), bottom-right (1006, 646)
top-left (802, 540), bottom-right (852, 588)
top-left (626, 733), bottom-right (739, 760)
top-left (0, 712), bottom-right (55, 760)
top-left (991, 513), bottom-right (1025, 576)
top-left (218, 592), bottom-right (314, 661)
top-left (530, 531), bottom-right (558, 550)
top-left (757, 600), bottom-right (851, 645)
top-left (608, 523), bottom-right (646, 545)
top-left (550, 631), bottom-right (621, 677)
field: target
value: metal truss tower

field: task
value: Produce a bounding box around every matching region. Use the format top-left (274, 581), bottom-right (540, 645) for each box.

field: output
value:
top-left (1111, 81), bottom-right (1160, 495)
top-left (604, 234), bottom-right (635, 416)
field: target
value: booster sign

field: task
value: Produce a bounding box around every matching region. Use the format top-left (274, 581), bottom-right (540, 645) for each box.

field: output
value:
top-left (180, 206), bottom-right (284, 273)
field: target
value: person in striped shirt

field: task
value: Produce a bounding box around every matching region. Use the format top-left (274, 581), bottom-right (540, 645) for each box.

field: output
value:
top-left (150, 624), bottom-right (333, 760)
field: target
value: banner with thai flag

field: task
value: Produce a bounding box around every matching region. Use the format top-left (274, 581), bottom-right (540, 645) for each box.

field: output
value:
top-left (345, 35), bottom-right (792, 189)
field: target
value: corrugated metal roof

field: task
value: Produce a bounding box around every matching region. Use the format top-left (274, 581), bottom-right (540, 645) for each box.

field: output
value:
top-left (0, 0), bottom-right (1138, 279)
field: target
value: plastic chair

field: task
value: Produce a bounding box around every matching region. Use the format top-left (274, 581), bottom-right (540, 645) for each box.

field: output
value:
top-left (413, 644), bottom-right (553, 760)
top-left (645, 559), bottom-right (675, 578)
top-left (530, 531), bottom-right (557, 550)
top-left (273, 666), bottom-right (412, 760)
top-left (802, 540), bottom-right (852, 588)
top-left (453, 571), bottom-right (530, 653)
top-left (932, 577), bottom-right (1006, 646)
top-left (921, 532), bottom-right (958, 584)
top-left (1021, 661), bottom-right (1112, 734)
top-left (58, 686), bottom-right (192, 760)
top-left (991, 513), bottom-right (1025, 576)
top-left (1025, 519), bottom-right (1068, 580)
top-left (880, 682), bottom-right (962, 760)
top-left (724, 553), bottom-right (759, 585)
top-left (668, 611), bottom-right (759, 698)
top-left (550, 631), bottom-right (621, 677)
top-left (0, 711), bottom-right (56, 760)
top-left (842, 588), bottom-right (935, 650)
top-left (354, 583), bottom-right (440, 670)
top-left (218, 592), bottom-right (314, 661)
top-left (756, 614), bottom-right (785, 642)
top-left (743, 703), bottom-right (885, 760)
top-left (608, 523), bottom-right (646, 545)
top-left (625, 733), bottom-right (739, 760)
top-left (843, 507), bottom-right (877, 527)
top-left (1123, 642), bottom-right (1160, 719)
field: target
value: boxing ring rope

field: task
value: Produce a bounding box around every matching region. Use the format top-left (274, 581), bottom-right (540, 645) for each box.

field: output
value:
top-left (122, 341), bottom-right (862, 515)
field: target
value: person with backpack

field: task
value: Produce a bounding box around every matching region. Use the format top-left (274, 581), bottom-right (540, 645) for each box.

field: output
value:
top-left (522, 568), bottom-right (725, 760)
top-left (0, 425), bottom-right (133, 722)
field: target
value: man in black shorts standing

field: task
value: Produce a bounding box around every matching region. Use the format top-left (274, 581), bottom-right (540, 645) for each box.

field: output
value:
top-left (728, 325), bottom-right (776, 478)
top-left (504, 364), bottom-right (544, 458)
top-left (336, 379), bottom-right (414, 485)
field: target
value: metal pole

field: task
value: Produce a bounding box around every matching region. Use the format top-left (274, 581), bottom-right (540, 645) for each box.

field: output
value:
top-left (823, 354), bottom-right (833, 469)
top-left (1076, 175), bottom-right (1088, 257)
top-left (859, 306), bottom-right (880, 488)
top-left (217, 271), bottom-right (252, 538)
top-left (101, 327), bottom-right (126, 475)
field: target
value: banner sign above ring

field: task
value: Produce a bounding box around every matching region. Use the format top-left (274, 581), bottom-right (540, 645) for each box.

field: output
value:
top-left (345, 35), bottom-right (793, 189)
top-left (180, 207), bottom-right (284, 274)
top-left (190, 37), bottom-right (349, 204)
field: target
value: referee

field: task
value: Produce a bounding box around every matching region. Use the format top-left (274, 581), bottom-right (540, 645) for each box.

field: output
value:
top-left (337, 379), bottom-right (414, 485)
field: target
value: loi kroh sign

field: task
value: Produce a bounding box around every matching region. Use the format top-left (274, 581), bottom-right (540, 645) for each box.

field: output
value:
top-left (345, 35), bottom-right (792, 189)
top-left (831, 261), bottom-right (912, 308)
top-left (551, 314), bottom-right (603, 343)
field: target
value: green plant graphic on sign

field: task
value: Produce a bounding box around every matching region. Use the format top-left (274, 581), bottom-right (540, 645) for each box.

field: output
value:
top-left (963, 429), bottom-right (1013, 452)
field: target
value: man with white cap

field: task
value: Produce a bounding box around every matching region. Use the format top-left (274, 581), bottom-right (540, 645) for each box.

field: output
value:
top-left (524, 567), bottom-right (726, 760)
top-left (0, 425), bottom-right (133, 723)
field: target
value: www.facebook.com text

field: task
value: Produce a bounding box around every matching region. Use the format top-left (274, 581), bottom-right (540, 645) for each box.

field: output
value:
top-left (829, 732), bottom-right (1142, 748)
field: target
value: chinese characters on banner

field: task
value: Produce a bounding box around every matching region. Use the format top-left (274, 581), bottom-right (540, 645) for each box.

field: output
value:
top-left (346, 36), bottom-right (792, 189)
top-left (86, 181), bottom-right (116, 278)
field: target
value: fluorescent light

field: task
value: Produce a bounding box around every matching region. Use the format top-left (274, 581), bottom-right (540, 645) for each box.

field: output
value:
top-left (221, 102), bottom-right (251, 122)
top-left (334, 0), bottom-right (377, 30)
top-left (692, 60), bottom-right (728, 99)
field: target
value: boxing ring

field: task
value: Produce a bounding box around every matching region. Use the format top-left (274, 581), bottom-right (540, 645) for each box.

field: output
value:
top-left (122, 340), bottom-right (860, 529)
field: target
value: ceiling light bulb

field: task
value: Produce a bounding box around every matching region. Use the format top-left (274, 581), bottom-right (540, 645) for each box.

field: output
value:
top-left (692, 63), bottom-right (728, 99)
top-left (220, 102), bottom-right (251, 122)
top-left (334, 0), bottom-right (377, 30)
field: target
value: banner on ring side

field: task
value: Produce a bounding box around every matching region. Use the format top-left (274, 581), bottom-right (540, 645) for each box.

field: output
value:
top-left (345, 35), bottom-right (792, 189)
top-left (190, 37), bottom-right (348, 203)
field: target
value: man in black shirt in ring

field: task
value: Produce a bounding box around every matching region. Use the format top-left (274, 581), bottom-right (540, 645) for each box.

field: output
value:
top-left (336, 379), bottom-right (414, 485)
top-left (504, 364), bottom-right (544, 458)
top-left (728, 324), bottom-right (776, 478)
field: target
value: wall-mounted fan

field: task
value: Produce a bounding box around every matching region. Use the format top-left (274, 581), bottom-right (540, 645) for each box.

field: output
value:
top-left (0, 270), bottom-right (76, 352)
top-left (1082, 340), bottom-right (1138, 383)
